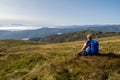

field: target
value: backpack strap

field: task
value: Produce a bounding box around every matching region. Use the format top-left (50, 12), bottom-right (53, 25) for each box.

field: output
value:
top-left (86, 40), bottom-right (91, 48)
top-left (86, 40), bottom-right (92, 54)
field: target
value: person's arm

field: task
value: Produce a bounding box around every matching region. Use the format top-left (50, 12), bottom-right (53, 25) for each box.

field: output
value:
top-left (81, 42), bottom-right (87, 51)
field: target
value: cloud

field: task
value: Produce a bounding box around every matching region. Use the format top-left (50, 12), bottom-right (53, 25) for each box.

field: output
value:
top-left (0, 26), bottom-right (42, 31)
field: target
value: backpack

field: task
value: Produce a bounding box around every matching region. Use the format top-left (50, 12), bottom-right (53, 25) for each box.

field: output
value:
top-left (85, 40), bottom-right (99, 55)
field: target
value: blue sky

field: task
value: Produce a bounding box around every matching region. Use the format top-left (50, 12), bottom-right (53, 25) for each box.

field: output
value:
top-left (0, 0), bottom-right (120, 29)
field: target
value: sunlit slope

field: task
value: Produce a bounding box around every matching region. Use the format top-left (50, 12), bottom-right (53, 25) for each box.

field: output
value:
top-left (0, 36), bottom-right (120, 80)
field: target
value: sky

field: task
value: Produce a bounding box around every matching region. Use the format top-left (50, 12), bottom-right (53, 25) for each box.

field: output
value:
top-left (0, 0), bottom-right (120, 30)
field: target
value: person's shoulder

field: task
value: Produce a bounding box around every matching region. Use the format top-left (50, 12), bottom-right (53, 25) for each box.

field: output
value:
top-left (83, 40), bottom-right (87, 45)
top-left (85, 40), bottom-right (89, 43)
top-left (85, 40), bottom-right (91, 44)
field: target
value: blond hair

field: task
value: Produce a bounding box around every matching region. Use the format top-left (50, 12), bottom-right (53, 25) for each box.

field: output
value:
top-left (87, 34), bottom-right (92, 40)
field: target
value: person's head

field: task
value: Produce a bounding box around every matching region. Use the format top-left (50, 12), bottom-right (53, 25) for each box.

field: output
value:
top-left (87, 34), bottom-right (92, 40)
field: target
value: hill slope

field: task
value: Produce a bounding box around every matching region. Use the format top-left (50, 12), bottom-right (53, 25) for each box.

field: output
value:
top-left (35, 30), bottom-right (120, 43)
top-left (0, 36), bottom-right (120, 80)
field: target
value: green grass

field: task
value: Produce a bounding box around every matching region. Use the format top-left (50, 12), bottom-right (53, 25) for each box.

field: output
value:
top-left (0, 36), bottom-right (120, 80)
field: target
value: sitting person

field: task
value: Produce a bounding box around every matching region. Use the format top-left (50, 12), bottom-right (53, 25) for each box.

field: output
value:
top-left (78, 34), bottom-right (99, 56)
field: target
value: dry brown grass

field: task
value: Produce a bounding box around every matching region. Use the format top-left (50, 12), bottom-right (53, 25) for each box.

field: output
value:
top-left (0, 36), bottom-right (120, 80)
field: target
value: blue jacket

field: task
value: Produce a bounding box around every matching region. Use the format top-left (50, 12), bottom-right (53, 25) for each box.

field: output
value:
top-left (85, 40), bottom-right (99, 55)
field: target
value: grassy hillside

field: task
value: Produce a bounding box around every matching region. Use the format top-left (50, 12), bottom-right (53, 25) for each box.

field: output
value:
top-left (37, 30), bottom-right (120, 43)
top-left (0, 36), bottom-right (120, 80)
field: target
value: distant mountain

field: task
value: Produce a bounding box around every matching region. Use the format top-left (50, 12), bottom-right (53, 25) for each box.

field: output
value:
top-left (0, 25), bottom-right (120, 39)
top-left (34, 30), bottom-right (120, 43)
top-left (0, 28), bottom-right (82, 39)
top-left (82, 25), bottom-right (120, 32)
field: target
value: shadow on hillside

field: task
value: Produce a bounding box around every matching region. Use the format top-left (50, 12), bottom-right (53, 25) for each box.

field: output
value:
top-left (96, 53), bottom-right (120, 58)
top-left (75, 52), bottom-right (120, 60)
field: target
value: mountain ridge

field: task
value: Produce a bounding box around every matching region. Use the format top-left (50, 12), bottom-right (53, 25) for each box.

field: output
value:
top-left (30, 30), bottom-right (120, 43)
top-left (0, 25), bottom-right (120, 39)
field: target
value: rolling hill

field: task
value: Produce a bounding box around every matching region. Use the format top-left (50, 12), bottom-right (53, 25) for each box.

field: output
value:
top-left (30, 30), bottom-right (120, 43)
top-left (0, 36), bottom-right (120, 80)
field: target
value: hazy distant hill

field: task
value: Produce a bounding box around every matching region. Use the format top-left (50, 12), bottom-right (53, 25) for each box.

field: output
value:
top-left (82, 25), bottom-right (120, 32)
top-left (0, 25), bottom-right (120, 39)
top-left (35, 30), bottom-right (120, 43)
top-left (0, 28), bottom-right (77, 39)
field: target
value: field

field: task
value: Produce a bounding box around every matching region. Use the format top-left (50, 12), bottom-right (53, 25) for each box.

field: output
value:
top-left (0, 36), bottom-right (120, 80)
